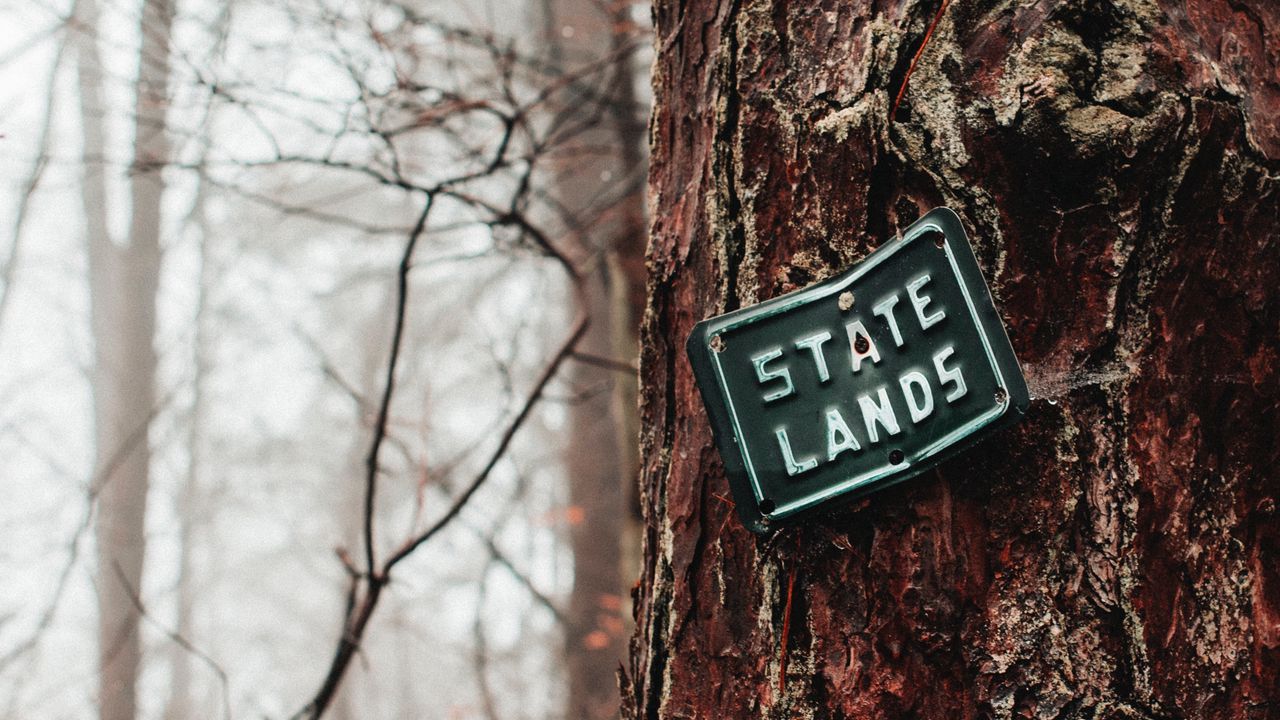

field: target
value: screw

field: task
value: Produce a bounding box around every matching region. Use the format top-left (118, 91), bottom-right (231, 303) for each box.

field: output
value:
top-left (709, 334), bottom-right (725, 352)
top-left (994, 387), bottom-right (1008, 405)
top-left (838, 291), bottom-right (855, 311)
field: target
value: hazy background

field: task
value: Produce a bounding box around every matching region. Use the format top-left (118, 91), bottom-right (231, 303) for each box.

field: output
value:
top-left (0, 0), bottom-right (650, 716)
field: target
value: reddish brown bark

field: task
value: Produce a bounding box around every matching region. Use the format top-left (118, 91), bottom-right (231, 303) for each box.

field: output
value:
top-left (628, 1), bottom-right (1279, 718)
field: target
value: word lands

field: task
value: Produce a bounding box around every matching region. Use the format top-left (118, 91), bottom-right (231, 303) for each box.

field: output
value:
top-left (748, 274), bottom-right (967, 476)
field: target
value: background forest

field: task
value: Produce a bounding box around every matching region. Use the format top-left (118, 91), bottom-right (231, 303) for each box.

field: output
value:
top-left (0, 0), bottom-right (649, 717)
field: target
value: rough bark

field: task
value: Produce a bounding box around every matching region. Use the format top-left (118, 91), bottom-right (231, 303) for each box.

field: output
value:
top-left (75, 0), bottom-right (173, 716)
top-left (628, 1), bottom-right (1279, 718)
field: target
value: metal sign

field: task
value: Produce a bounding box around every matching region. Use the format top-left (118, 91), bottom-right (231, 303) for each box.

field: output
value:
top-left (687, 208), bottom-right (1028, 533)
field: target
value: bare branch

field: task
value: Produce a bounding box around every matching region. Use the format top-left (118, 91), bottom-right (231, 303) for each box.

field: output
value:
top-left (0, 22), bottom-right (69, 340)
top-left (384, 306), bottom-right (587, 571)
top-left (110, 563), bottom-right (231, 720)
top-left (570, 350), bottom-right (638, 375)
top-left (475, 531), bottom-right (567, 625)
top-left (297, 300), bottom-right (586, 720)
top-left (362, 194), bottom-right (434, 577)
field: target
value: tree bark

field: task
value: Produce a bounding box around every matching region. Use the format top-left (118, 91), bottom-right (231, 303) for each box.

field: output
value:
top-left (628, 1), bottom-right (1279, 718)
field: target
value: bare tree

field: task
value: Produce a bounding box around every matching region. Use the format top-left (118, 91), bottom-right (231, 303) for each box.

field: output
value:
top-left (174, 10), bottom-right (655, 716)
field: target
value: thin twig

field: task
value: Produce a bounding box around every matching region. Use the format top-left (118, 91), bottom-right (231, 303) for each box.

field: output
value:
top-left (362, 195), bottom-right (434, 578)
top-left (0, 23), bottom-right (68, 341)
top-left (890, 0), bottom-right (951, 120)
top-left (111, 563), bottom-right (232, 720)
top-left (384, 307), bottom-right (588, 571)
top-left (777, 560), bottom-right (798, 695)
top-left (472, 560), bottom-right (502, 720)
top-left (0, 388), bottom-right (175, 672)
top-left (296, 312), bottom-right (586, 719)
top-left (475, 531), bottom-right (567, 625)
top-left (570, 350), bottom-right (638, 375)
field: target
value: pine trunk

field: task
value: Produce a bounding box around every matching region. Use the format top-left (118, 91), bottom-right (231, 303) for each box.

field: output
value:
top-left (628, 1), bottom-right (1280, 717)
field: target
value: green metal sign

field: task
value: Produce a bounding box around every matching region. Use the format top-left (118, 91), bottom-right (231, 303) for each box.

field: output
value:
top-left (687, 208), bottom-right (1028, 534)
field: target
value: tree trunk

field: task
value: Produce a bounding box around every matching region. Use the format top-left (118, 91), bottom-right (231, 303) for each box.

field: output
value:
top-left (76, 0), bottom-right (173, 716)
top-left (628, 1), bottom-right (1279, 718)
top-left (544, 0), bottom-right (648, 717)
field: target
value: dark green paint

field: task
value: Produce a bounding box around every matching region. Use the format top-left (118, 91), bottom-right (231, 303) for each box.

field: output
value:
top-left (687, 208), bottom-right (1029, 534)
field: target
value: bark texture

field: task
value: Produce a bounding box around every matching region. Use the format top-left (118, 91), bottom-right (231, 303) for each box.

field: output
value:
top-left (628, 0), bottom-right (1279, 718)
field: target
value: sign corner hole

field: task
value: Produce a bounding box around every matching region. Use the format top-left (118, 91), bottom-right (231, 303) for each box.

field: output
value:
top-left (994, 387), bottom-right (1008, 405)
top-left (709, 334), bottom-right (725, 352)
top-left (889, 449), bottom-right (905, 465)
top-left (759, 498), bottom-right (776, 515)
top-left (932, 232), bottom-right (945, 248)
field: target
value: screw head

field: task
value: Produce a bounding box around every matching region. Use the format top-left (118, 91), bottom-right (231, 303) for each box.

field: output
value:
top-left (838, 291), bottom-right (855, 311)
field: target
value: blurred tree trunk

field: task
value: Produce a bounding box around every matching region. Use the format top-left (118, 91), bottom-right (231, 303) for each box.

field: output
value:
top-left (628, 0), bottom-right (1279, 718)
top-left (165, 5), bottom-right (230, 711)
top-left (543, 0), bottom-right (647, 717)
top-left (164, 178), bottom-right (214, 720)
top-left (75, 0), bottom-right (173, 717)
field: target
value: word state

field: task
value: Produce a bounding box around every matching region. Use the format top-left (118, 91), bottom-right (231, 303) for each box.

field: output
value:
top-left (749, 275), bottom-right (967, 476)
